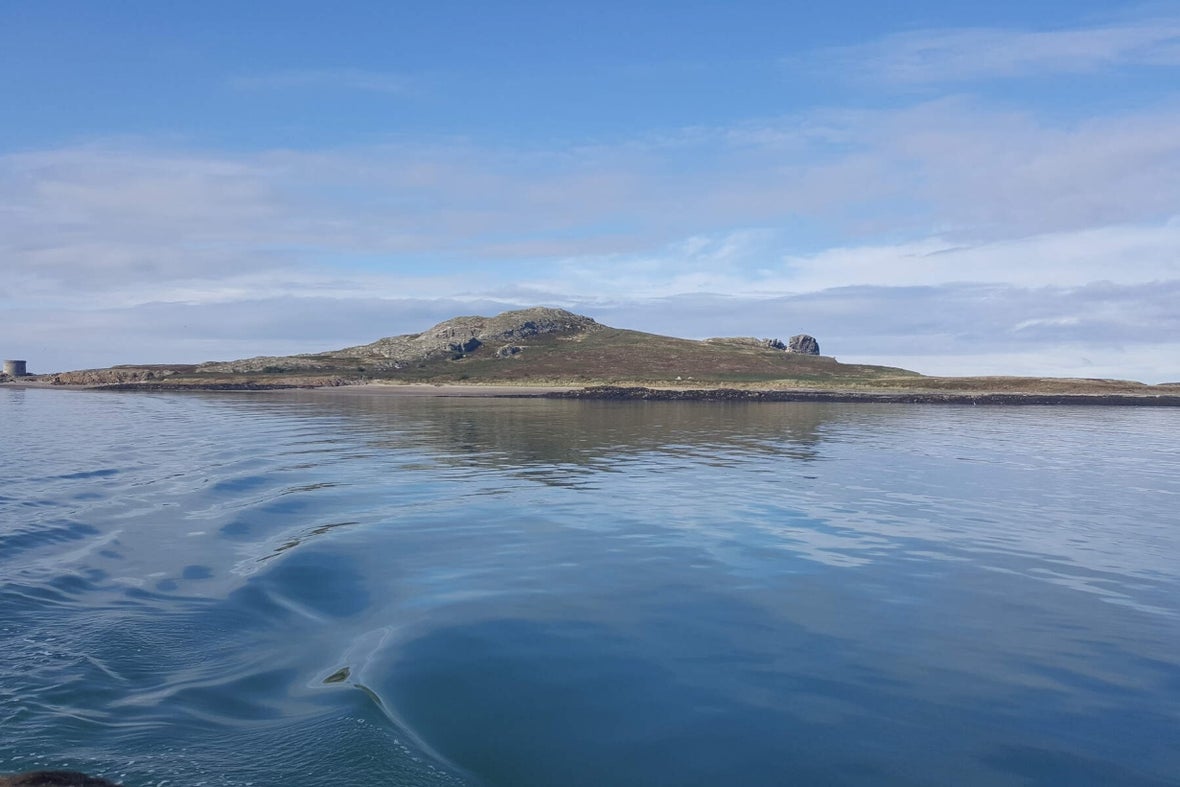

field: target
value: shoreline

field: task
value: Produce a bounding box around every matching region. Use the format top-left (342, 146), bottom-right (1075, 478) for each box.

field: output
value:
top-left (296, 383), bottom-right (581, 398)
top-left (542, 385), bottom-right (1180, 407)
top-left (0, 380), bottom-right (581, 397)
top-left (6, 380), bottom-right (1180, 406)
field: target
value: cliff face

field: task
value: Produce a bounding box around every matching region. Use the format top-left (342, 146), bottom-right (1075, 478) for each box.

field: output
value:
top-left (197, 307), bottom-right (603, 373)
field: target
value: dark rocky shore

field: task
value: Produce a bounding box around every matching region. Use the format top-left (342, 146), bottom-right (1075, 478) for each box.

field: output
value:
top-left (543, 385), bottom-right (1180, 407)
top-left (13, 380), bottom-right (1180, 405)
top-left (95, 380), bottom-right (349, 391)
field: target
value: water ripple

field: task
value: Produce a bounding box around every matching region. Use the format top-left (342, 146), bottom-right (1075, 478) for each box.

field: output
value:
top-left (2, 390), bottom-right (1178, 785)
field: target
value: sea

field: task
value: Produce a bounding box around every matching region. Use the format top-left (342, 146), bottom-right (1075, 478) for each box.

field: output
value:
top-left (1, 387), bottom-right (1178, 787)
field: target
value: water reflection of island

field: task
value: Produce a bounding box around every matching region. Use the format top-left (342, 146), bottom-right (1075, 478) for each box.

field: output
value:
top-left (232, 393), bottom-right (871, 474)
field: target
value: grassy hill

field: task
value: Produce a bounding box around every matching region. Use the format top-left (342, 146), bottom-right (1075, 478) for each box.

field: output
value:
top-left (355, 327), bottom-right (918, 386)
top-left (15, 307), bottom-right (1179, 397)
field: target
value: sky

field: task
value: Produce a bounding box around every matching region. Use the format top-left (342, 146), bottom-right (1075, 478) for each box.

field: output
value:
top-left (2, 0), bottom-right (1178, 382)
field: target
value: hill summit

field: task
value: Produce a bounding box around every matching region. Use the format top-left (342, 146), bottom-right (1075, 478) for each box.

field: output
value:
top-left (343, 307), bottom-right (605, 363)
top-left (198, 307), bottom-right (605, 373)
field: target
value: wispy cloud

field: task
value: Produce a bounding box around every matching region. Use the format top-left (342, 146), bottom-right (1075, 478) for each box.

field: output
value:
top-left (4, 95), bottom-right (1179, 305)
top-left (811, 19), bottom-right (1180, 84)
top-left (4, 91), bottom-right (1179, 380)
top-left (777, 222), bottom-right (1180, 291)
top-left (230, 67), bottom-right (411, 94)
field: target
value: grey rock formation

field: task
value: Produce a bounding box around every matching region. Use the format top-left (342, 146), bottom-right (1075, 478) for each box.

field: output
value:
top-left (788, 334), bottom-right (820, 355)
top-left (704, 336), bottom-right (811, 353)
top-left (344, 307), bottom-right (599, 362)
top-left (30, 366), bottom-right (184, 386)
top-left (197, 307), bottom-right (600, 373)
top-left (447, 337), bottom-right (483, 358)
top-left (703, 336), bottom-right (785, 349)
top-left (197, 354), bottom-right (338, 374)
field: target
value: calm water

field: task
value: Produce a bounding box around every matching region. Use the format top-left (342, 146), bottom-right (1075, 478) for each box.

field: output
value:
top-left (2, 388), bottom-right (1178, 786)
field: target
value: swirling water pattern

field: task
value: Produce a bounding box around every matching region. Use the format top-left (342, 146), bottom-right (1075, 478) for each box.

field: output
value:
top-left (1, 388), bottom-right (1178, 786)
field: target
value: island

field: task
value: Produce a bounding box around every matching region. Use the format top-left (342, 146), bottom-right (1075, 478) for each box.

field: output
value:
top-left (4, 307), bottom-right (1179, 405)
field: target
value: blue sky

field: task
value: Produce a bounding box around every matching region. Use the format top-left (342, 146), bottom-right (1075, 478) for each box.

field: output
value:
top-left (2, 1), bottom-right (1179, 380)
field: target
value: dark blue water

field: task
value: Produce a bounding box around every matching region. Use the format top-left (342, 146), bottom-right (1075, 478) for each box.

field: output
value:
top-left (2, 387), bottom-right (1178, 786)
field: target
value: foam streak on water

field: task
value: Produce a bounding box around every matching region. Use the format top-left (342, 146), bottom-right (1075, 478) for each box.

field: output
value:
top-left (2, 388), bottom-right (1178, 786)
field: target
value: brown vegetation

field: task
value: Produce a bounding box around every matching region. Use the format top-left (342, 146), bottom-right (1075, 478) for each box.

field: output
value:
top-left (9, 307), bottom-right (1177, 398)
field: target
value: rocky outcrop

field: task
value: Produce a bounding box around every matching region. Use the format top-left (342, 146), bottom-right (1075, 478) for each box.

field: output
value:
top-left (705, 335), bottom-right (816, 353)
top-left (196, 355), bottom-right (337, 374)
top-left (29, 366), bottom-right (191, 386)
top-left (788, 335), bottom-right (820, 355)
top-left (347, 307), bottom-right (600, 362)
top-left (704, 337), bottom-right (785, 349)
top-left (200, 307), bottom-right (601, 373)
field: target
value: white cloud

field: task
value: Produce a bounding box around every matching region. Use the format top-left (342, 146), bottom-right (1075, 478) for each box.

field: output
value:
top-left (815, 19), bottom-right (1180, 84)
top-left (780, 222), bottom-right (1180, 291)
top-left (847, 347), bottom-right (1180, 384)
top-left (4, 85), bottom-right (1179, 382)
top-left (873, 101), bottom-right (1180, 235)
top-left (5, 98), bottom-right (1178, 306)
top-left (517, 220), bottom-right (1179, 304)
top-left (1011, 316), bottom-right (1081, 332)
